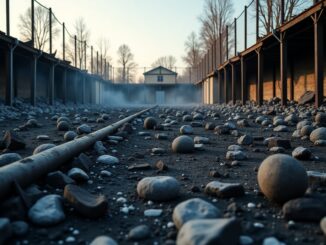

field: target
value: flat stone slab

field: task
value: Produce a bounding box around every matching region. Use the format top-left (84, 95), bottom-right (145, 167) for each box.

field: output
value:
top-left (64, 184), bottom-right (108, 218)
top-left (205, 181), bottom-right (245, 198)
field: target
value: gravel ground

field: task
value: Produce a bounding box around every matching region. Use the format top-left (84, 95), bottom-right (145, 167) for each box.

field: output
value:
top-left (0, 101), bottom-right (325, 245)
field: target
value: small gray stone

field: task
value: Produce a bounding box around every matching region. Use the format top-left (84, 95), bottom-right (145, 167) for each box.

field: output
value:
top-left (144, 117), bottom-right (157, 129)
top-left (172, 136), bottom-right (194, 153)
top-left (310, 127), bottom-right (326, 143)
top-left (90, 236), bottom-right (118, 245)
top-left (307, 171), bottom-right (326, 187)
top-left (36, 135), bottom-right (50, 140)
top-left (68, 168), bottom-right (89, 182)
top-left (283, 197), bottom-right (326, 221)
top-left (64, 131), bottom-right (77, 141)
top-left (0, 218), bottom-right (12, 244)
top-left (96, 155), bottom-right (119, 165)
top-left (194, 136), bottom-right (209, 144)
top-left (173, 198), bottom-right (222, 229)
top-left (292, 147), bottom-right (311, 160)
top-left (77, 124), bottom-right (92, 134)
top-left (262, 237), bottom-right (286, 245)
top-left (144, 209), bottom-right (163, 217)
top-left (205, 181), bottom-right (245, 198)
top-left (28, 195), bottom-right (65, 226)
top-left (0, 153), bottom-right (22, 167)
top-left (273, 125), bottom-right (289, 132)
top-left (269, 146), bottom-right (285, 153)
top-left (94, 141), bottom-right (107, 155)
top-left (137, 176), bottom-right (180, 201)
top-left (237, 135), bottom-right (253, 145)
top-left (11, 221), bottom-right (29, 236)
top-left (152, 147), bottom-right (166, 154)
top-left (177, 218), bottom-right (241, 245)
top-left (226, 151), bottom-right (247, 160)
top-left (33, 143), bottom-right (56, 155)
top-left (227, 145), bottom-right (244, 151)
top-left (128, 225), bottom-right (150, 241)
top-left (57, 121), bottom-right (70, 131)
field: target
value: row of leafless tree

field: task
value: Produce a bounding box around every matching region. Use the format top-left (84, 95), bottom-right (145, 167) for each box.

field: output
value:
top-left (183, 0), bottom-right (310, 82)
top-left (18, 6), bottom-right (138, 83)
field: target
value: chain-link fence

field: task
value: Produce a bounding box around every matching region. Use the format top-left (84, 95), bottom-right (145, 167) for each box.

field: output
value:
top-left (197, 0), bottom-right (316, 83)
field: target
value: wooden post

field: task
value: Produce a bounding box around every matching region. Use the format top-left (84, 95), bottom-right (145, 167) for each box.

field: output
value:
top-left (257, 48), bottom-right (264, 106)
top-left (31, 55), bottom-right (37, 106)
top-left (314, 13), bottom-right (324, 107)
top-left (224, 67), bottom-right (228, 103)
top-left (63, 69), bottom-right (67, 104)
top-left (231, 63), bottom-right (236, 104)
top-left (84, 41), bottom-right (87, 70)
top-left (219, 32), bottom-right (222, 65)
top-left (241, 56), bottom-right (247, 105)
top-left (280, 32), bottom-right (287, 106)
top-left (226, 26), bottom-right (229, 60)
top-left (281, 0), bottom-right (285, 24)
top-left (49, 64), bottom-right (54, 105)
top-left (91, 46), bottom-right (93, 74)
top-left (74, 35), bottom-right (77, 67)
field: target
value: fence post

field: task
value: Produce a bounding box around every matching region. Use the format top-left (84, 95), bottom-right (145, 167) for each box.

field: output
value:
top-left (74, 35), bottom-right (77, 67)
top-left (6, 0), bottom-right (10, 36)
top-left (84, 41), bottom-right (87, 70)
top-left (62, 23), bottom-right (65, 60)
top-left (91, 46), bottom-right (93, 74)
top-left (244, 5), bottom-right (247, 49)
top-left (226, 26), bottom-right (229, 60)
top-left (31, 0), bottom-right (35, 47)
top-left (96, 51), bottom-right (99, 75)
top-left (234, 18), bottom-right (237, 56)
top-left (49, 8), bottom-right (52, 54)
top-left (219, 33), bottom-right (222, 65)
top-left (256, 0), bottom-right (259, 41)
top-left (281, 0), bottom-right (285, 24)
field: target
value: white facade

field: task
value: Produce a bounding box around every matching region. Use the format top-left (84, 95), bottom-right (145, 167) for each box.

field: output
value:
top-left (143, 66), bottom-right (177, 84)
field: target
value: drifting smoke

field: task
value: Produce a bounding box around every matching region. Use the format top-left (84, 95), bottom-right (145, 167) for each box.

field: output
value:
top-left (100, 84), bottom-right (201, 106)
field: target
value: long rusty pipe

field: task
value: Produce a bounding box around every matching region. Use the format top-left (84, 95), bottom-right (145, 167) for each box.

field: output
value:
top-left (0, 106), bottom-right (155, 200)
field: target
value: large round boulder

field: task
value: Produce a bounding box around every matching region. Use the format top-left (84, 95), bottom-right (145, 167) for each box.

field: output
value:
top-left (172, 136), bottom-right (194, 153)
top-left (257, 154), bottom-right (308, 204)
top-left (143, 117), bottom-right (157, 129)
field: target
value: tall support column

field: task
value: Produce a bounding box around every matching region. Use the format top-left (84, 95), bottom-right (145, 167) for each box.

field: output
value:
top-left (82, 73), bottom-right (86, 104)
top-left (62, 23), bottom-right (65, 60)
top-left (31, 55), bottom-right (37, 106)
top-left (226, 26), bottom-right (229, 60)
top-left (314, 13), bottom-right (324, 107)
top-left (224, 67), bottom-right (228, 104)
top-left (280, 32), bottom-right (287, 106)
top-left (257, 48), bottom-right (264, 106)
top-left (63, 69), bottom-right (67, 104)
top-left (234, 18), bottom-right (237, 56)
top-left (91, 46), bottom-right (93, 74)
top-left (241, 56), bottom-right (247, 105)
top-left (74, 36), bottom-right (77, 67)
top-left (244, 5), bottom-right (247, 49)
top-left (231, 63), bottom-right (236, 105)
top-left (218, 70), bottom-right (223, 103)
top-left (5, 45), bottom-right (15, 106)
top-left (49, 64), bottom-right (54, 105)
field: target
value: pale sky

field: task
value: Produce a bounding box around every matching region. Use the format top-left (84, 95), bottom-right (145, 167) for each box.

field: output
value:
top-left (0, 0), bottom-right (246, 69)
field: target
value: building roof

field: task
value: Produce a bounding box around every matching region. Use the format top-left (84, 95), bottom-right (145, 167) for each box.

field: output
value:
top-left (143, 66), bottom-right (178, 76)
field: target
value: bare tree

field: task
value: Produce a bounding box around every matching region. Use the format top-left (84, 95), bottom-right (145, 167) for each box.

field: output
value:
top-left (199, 0), bottom-right (234, 51)
top-left (18, 6), bottom-right (59, 51)
top-left (96, 38), bottom-right (112, 76)
top-left (183, 32), bottom-right (202, 67)
top-left (152, 56), bottom-right (177, 70)
top-left (117, 44), bottom-right (137, 83)
top-left (258, 0), bottom-right (310, 35)
top-left (66, 18), bottom-right (90, 69)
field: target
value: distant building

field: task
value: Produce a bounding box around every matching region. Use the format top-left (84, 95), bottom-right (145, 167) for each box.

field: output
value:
top-left (143, 66), bottom-right (177, 84)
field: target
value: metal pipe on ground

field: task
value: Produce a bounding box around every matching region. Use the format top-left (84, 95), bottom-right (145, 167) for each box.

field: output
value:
top-left (0, 106), bottom-right (155, 201)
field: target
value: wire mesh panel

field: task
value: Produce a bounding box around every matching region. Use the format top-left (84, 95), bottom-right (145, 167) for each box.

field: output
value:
top-left (228, 21), bottom-right (235, 59)
top-left (7, 0), bottom-right (31, 39)
top-left (51, 13), bottom-right (63, 59)
top-left (236, 9), bottom-right (245, 54)
top-left (0, 0), bottom-right (6, 33)
top-left (246, 0), bottom-right (257, 49)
